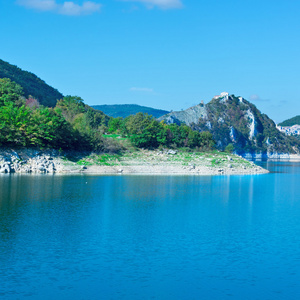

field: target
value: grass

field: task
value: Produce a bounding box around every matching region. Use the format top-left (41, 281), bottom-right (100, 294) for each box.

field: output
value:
top-left (67, 148), bottom-right (253, 170)
top-left (73, 153), bottom-right (123, 166)
top-left (77, 160), bottom-right (93, 166)
top-left (211, 158), bottom-right (221, 166)
top-left (94, 153), bottom-right (122, 166)
top-left (103, 134), bottom-right (127, 140)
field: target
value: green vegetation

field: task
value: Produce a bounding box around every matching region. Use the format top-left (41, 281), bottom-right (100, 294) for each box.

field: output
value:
top-left (92, 104), bottom-right (170, 118)
top-left (0, 78), bottom-right (215, 154)
top-left (1, 73), bottom-right (298, 156)
top-left (55, 95), bottom-right (110, 151)
top-left (112, 112), bottom-right (215, 150)
top-left (0, 59), bottom-right (63, 107)
top-left (0, 78), bottom-right (73, 148)
top-left (94, 154), bottom-right (121, 166)
top-left (67, 149), bottom-right (256, 173)
top-left (0, 78), bottom-right (109, 150)
top-left (225, 143), bottom-right (235, 153)
top-left (278, 115), bottom-right (300, 127)
top-left (1, 59), bottom-right (298, 156)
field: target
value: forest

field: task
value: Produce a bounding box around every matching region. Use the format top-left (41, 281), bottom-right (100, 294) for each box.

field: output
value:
top-left (0, 59), bottom-right (63, 107)
top-left (278, 115), bottom-right (300, 127)
top-left (91, 104), bottom-right (169, 118)
top-left (0, 78), bottom-right (215, 153)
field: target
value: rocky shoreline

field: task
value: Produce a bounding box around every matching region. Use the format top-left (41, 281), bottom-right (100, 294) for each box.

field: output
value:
top-left (0, 149), bottom-right (64, 174)
top-left (0, 148), bottom-right (270, 175)
top-left (242, 152), bottom-right (300, 161)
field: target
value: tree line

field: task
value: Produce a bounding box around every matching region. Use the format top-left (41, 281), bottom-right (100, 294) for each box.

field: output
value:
top-left (0, 78), bottom-right (215, 152)
top-left (108, 113), bottom-right (214, 150)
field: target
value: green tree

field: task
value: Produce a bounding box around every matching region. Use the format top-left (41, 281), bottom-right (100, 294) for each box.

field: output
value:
top-left (130, 120), bottom-right (164, 148)
top-left (225, 143), bottom-right (235, 153)
top-left (108, 117), bottom-right (123, 133)
top-left (0, 78), bottom-right (24, 106)
top-left (0, 102), bottom-right (30, 146)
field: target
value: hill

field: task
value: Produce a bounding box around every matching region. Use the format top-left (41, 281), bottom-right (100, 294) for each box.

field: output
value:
top-left (92, 104), bottom-right (169, 118)
top-left (1, 76), bottom-right (215, 154)
top-left (159, 92), bottom-right (300, 154)
top-left (278, 115), bottom-right (300, 127)
top-left (0, 59), bottom-right (63, 107)
top-left (0, 77), bottom-right (111, 151)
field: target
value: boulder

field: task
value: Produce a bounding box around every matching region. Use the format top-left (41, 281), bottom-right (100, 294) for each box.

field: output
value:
top-left (167, 150), bottom-right (177, 155)
top-left (0, 164), bottom-right (11, 173)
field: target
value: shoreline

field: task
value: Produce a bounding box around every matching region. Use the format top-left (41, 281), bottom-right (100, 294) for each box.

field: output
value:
top-left (74, 165), bottom-right (268, 176)
top-left (242, 152), bottom-right (300, 161)
top-left (0, 148), bottom-right (269, 176)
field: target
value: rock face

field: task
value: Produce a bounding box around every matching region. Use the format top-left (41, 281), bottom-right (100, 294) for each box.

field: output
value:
top-left (0, 149), bottom-right (64, 174)
top-left (158, 104), bottom-right (207, 126)
top-left (159, 92), bottom-right (300, 155)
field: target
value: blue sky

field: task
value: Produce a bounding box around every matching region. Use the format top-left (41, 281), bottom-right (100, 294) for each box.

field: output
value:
top-left (1, 0), bottom-right (299, 122)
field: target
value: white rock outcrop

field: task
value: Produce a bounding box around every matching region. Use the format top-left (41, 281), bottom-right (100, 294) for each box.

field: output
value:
top-left (0, 149), bottom-right (64, 174)
top-left (245, 109), bottom-right (256, 140)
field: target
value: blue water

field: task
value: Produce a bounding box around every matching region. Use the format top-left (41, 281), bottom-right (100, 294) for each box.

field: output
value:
top-left (0, 162), bottom-right (300, 299)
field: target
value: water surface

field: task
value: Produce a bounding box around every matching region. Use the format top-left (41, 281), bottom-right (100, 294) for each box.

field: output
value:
top-left (0, 162), bottom-right (300, 299)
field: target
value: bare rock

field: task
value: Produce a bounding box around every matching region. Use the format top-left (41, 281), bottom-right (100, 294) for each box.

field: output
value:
top-left (167, 150), bottom-right (177, 155)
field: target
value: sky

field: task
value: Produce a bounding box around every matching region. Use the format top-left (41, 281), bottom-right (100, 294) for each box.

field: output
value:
top-left (0, 0), bottom-right (300, 122)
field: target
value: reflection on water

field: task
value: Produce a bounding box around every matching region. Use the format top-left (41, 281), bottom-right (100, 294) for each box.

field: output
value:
top-left (0, 162), bottom-right (300, 299)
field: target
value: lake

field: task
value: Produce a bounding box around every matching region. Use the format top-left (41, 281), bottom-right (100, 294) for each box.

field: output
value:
top-left (0, 162), bottom-right (300, 299)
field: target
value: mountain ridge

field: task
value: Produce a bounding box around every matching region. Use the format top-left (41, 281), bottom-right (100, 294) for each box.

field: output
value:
top-left (92, 104), bottom-right (169, 118)
top-left (278, 115), bottom-right (300, 127)
top-left (159, 92), bottom-right (300, 154)
top-left (0, 59), bottom-right (63, 107)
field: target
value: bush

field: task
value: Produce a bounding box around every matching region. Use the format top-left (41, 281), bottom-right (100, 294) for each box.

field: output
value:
top-left (225, 143), bottom-right (235, 153)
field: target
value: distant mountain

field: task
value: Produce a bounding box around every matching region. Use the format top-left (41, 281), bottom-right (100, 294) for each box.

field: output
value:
top-left (278, 115), bottom-right (300, 127)
top-left (92, 104), bottom-right (170, 118)
top-left (159, 92), bottom-right (300, 154)
top-left (0, 59), bottom-right (63, 107)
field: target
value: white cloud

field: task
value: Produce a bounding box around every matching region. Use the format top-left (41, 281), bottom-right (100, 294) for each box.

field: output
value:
top-left (130, 87), bottom-right (154, 93)
top-left (123, 0), bottom-right (183, 9)
top-left (58, 1), bottom-right (101, 15)
top-left (249, 94), bottom-right (270, 102)
top-left (16, 0), bottom-right (101, 15)
top-left (249, 94), bottom-right (260, 101)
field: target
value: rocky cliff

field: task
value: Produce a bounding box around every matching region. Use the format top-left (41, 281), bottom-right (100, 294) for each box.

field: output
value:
top-left (0, 149), bottom-right (64, 173)
top-left (159, 92), bottom-right (300, 155)
top-left (159, 103), bottom-right (207, 126)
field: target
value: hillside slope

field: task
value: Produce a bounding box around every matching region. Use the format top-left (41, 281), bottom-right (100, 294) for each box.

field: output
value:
top-left (159, 92), bottom-right (300, 154)
top-left (278, 115), bottom-right (300, 127)
top-left (0, 59), bottom-right (63, 107)
top-left (92, 104), bottom-right (169, 118)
